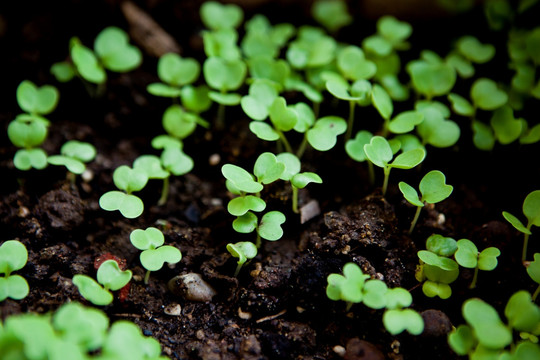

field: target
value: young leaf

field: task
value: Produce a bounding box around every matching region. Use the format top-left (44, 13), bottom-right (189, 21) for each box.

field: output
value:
top-left (390, 148), bottom-right (425, 169)
top-left (200, 1), bottom-right (243, 30)
top-left (140, 246), bottom-right (181, 271)
top-left (345, 130), bottom-right (373, 162)
top-left (371, 84), bottom-right (393, 120)
top-left (478, 247), bottom-right (500, 271)
top-left (113, 166), bottom-right (148, 193)
top-left (241, 81), bottom-right (279, 121)
top-left (276, 152), bottom-right (301, 181)
top-left (426, 234), bottom-right (457, 257)
top-left (312, 0), bottom-right (352, 32)
top-left (490, 106), bottom-right (522, 144)
top-left (96, 260), bottom-right (132, 291)
top-left (16, 80), bottom-right (59, 115)
top-left (462, 298), bottom-right (512, 349)
top-left (383, 309), bottom-right (424, 335)
top-left (99, 191), bottom-right (144, 219)
top-left (527, 253), bottom-right (540, 284)
top-left (72, 275), bottom-right (113, 306)
top-left (0, 240), bottom-right (28, 275)
top-left (306, 116), bottom-right (347, 151)
top-left (457, 36), bottom-right (495, 64)
top-left (455, 239), bottom-right (478, 268)
top-left (157, 53), bottom-right (200, 87)
top-left (269, 97), bottom-right (298, 132)
top-left (71, 39), bottom-right (106, 84)
top-left (399, 182), bottom-right (423, 207)
top-left (388, 111), bottom-right (424, 134)
top-left (161, 147), bottom-right (193, 176)
top-left (222, 164), bottom-right (263, 193)
top-left (258, 211), bottom-right (286, 241)
top-left (291, 173), bottom-right (322, 189)
top-left (94, 27), bottom-right (142, 72)
top-left (416, 106), bottom-right (460, 148)
top-left (364, 136), bottom-right (393, 167)
top-left (523, 190), bottom-right (540, 227)
top-left (253, 152), bottom-right (285, 184)
top-left (203, 57), bottom-right (246, 92)
top-left (228, 195), bottom-right (266, 216)
top-left (470, 78), bottom-right (508, 110)
top-left (419, 170), bottom-right (453, 203)
top-left (337, 46), bottom-right (376, 81)
top-left (448, 325), bottom-right (476, 356)
top-left (233, 212), bottom-right (258, 233)
top-left (130, 227), bottom-right (165, 251)
top-left (407, 60), bottom-right (456, 98)
top-left (448, 93), bottom-right (475, 117)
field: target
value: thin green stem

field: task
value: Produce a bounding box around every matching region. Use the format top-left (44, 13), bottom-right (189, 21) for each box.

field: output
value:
top-left (382, 167), bottom-right (391, 196)
top-left (345, 100), bottom-right (356, 142)
top-left (523, 227), bottom-right (532, 263)
top-left (255, 232), bottom-right (262, 248)
top-left (381, 118), bottom-right (389, 138)
top-left (276, 129), bottom-right (293, 154)
top-left (216, 103), bottom-right (226, 130)
top-left (144, 270), bottom-right (151, 284)
top-left (367, 161), bottom-right (375, 186)
top-left (292, 185), bottom-right (299, 214)
top-left (158, 176), bottom-right (170, 206)
top-left (233, 262), bottom-right (243, 277)
top-left (408, 206), bottom-right (423, 234)
top-left (469, 266), bottom-right (479, 289)
top-left (296, 136), bottom-right (308, 159)
top-left (313, 101), bottom-right (320, 119)
top-left (533, 284), bottom-right (540, 302)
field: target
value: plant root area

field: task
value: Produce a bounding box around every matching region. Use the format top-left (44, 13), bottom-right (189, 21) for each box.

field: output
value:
top-left (1, 1), bottom-right (539, 359)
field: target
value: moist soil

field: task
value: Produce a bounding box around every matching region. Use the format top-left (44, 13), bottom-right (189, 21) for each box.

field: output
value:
top-left (1, 1), bottom-right (539, 359)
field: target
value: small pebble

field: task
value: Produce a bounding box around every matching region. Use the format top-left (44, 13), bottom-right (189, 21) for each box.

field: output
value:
top-left (209, 153), bottom-right (221, 166)
top-left (238, 307), bottom-right (252, 320)
top-left (168, 273), bottom-right (217, 302)
top-left (164, 303), bottom-right (182, 316)
top-left (333, 345), bottom-right (346, 357)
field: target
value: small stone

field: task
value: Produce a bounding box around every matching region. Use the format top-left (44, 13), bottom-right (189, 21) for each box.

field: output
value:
top-left (164, 303), bottom-right (182, 316)
top-left (333, 345), bottom-right (346, 357)
top-left (300, 199), bottom-right (321, 224)
top-left (209, 153), bottom-right (221, 166)
top-left (344, 338), bottom-right (385, 360)
top-left (238, 307), bottom-right (252, 320)
top-left (421, 309), bottom-right (452, 337)
top-left (168, 273), bottom-right (217, 302)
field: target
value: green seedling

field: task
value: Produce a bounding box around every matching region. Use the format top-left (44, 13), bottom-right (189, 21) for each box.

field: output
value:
top-left (202, 28), bottom-right (242, 61)
top-left (454, 239), bottom-right (500, 289)
top-left (47, 140), bottom-right (97, 180)
top-left (286, 26), bottom-right (337, 70)
top-left (364, 136), bottom-right (426, 196)
top-left (327, 262), bottom-right (423, 335)
top-left (130, 227), bottom-right (182, 284)
top-left (416, 249), bottom-right (459, 299)
top-left (73, 259), bottom-right (132, 306)
top-left (362, 15), bottom-right (412, 58)
top-left (407, 56), bottom-right (456, 100)
top-left (445, 36), bottom-right (495, 79)
top-left (312, 0), bottom-right (352, 33)
top-left (448, 291), bottom-right (540, 358)
top-left (241, 80), bottom-right (279, 121)
top-left (99, 165), bottom-right (149, 218)
top-left (233, 211), bottom-right (286, 248)
top-left (527, 253), bottom-right (540, 301)
top-left (345, 130), bottom-right (375, 183)
top-left (502, 189), bottom-right (540, 262)
top-left (15, 80), bottom-right (59, 126)
top-left (0, 240), bottom-right (29, 301)
top-left (226, 241), bottom-right (258, 276)
top-left (55, 26), bottom-right (142, 89)
top-left (200, 1), bottom-right (243, 30)
top-left (415, 102), bottom-right (461, 148)
top-left (147, 53), bottom-right (201, 98)
top-left (305, 115), bottom-right (347, 153)
top-left (399, 170), bottom-right (453, 234)
top-left (241, 14), bottom-right (295, 60)
top-left (7, 116), bottom-right (49, 170)
top-left (290, 172), bottom-right (322, 213)
top-left (247, 56), bottom-right (291, 89)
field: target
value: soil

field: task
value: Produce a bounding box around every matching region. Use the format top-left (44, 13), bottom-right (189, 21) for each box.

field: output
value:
top-left (1, 1), bottom-right (540, 359)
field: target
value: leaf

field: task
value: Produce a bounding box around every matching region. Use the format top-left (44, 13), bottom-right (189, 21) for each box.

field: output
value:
top-left (390, 148), bottom-right (425, 169)
top-left (388, 111), bottom-right (424, 134)
top-left (70, 39), bottom-right (106, 84)
top-left (113, 165), bottom-right (148, 193)
top-left (337, 45), bottom-right (376, 81)
top-left (462, 298), bottom-right (512, 349)
top-left (61, 140), bottom-right (96, 162)
top-left (472, 120), bottom-right (495, 151)
top-left (362, 280), bottom-right (388, 309)
top-left (345, 130), bottom-right (373, 162)
top-left (291, 172), bottom-right (322, 189)
top-left (490, 106), bottom-right (522, 144)
top-left (258, 211), bottom-right (286, 241)
top-left (133, 155), bottom-right (169, 179)
top-left (72, 275), bottom-right (113, 306)
top-left (448, 325), bottom-right (476, 355)
top-left (97, 260), bottom-right (132, 291)
top-left (0, 240), bottom-right (28, 275)
top-left (363, 35), bottom-right (393, 57)
top-left (419, 170), bottom-right (453, 204)
top-left (407, 60), bottom-right (456, 98)
top-left (140, 246), bottom-right (181, 271)
top-left (445, 52), bottom-right (475, 78)
top-left (227, 195), bottom-right (266, 216)
top-left (398, 182), bottom-right (423, 207)
top-left (157, 53), bottom-right (200, 87)
top-left (523, 190), bottom-right (540, 227)
top-left (222, 164), bottom-right (263, 193)
top-left (371, 84), bottom-right (393, 120)
top-left (269, 97), bottom-right (298, 132)
top-left (181, 85), bottom-right (212, 114)
top-left (47, 155), bottom-right (86, 174)
top-left (425, 234), bottom-right (457, 257)
top-left (241, 81), bottom-right (278, 120)
top-left (151, 135), bottom-right (182, 150)
top-left (455, 239), bottom-right (478, 268)
top-left (50, 62), bottom-right (76, 83)
top-left (99, 191), bottom-right (144, 219)
top-left (312, 0), bottom-right (352, 32)
top-left (16, 80), bottom-right (59, 115)
top-left (471, 78), bottom-right (508, 110)
top-left (13, 149), bottom-right (48, 171)
top-left (227, 242), bottom-right (257, 265)
top-left (502, 211), bottom-right (530, 234)
top-left (293, 102), bottom-right (316, 133)
top-left (130, 227), bottom-right (165, 251)
top-left (249, 121), bottom-right (280, 141)
top-left (457, 36), bottom-right (495, 63)
top-left (505, 290), bottom-right (540, 332)
top-left (94, 27), bottom-right (142, 72)
top-left (200, 1), bottom-right (243, 30)
top-left (233, 212), bottom-right (258, 233)
top-left (203, 57), bottom-right (246, 91)
top-left (326, 79), bottom-right (363, 101)
top-left (527, 253), bottom-right (540, 284)
top-left (448, 93), bottom-right (475, 117)
top-left (208, 91), bottom-right (241, 105)
top-left (478, 247), bottom-right (500, 271)
top-left (253, 152), bottom-right (285, 184)
top-left (385, 287), bottom-right (413, 309)
top-left (306, 116), bottom-right (347, 151)
top-left (161, 147), bottom-right (194, 176)
top-left (364, 136), bottom-right (393, 168)
top-left (422, 281), bottom-right (452, 299)
top-left (276, 153), bottom-right (301, 180)
top-left (8, 116), bottom-right (48, 148)
top-left (383, 309), bottom-right (424, 335)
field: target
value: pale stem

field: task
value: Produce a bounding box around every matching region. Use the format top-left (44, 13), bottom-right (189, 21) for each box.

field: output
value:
top-left (216, 102), bottom-right (226, 130)
top-left (157, 176), bottom-right (170, 206)
top-left (255, 232), bottom-right (262, 248)
top-left (345, 100), bottom-right (356, 142)
top-left (292, 185), bottom-right (299, 214)
top-left (277, 129), bottom-right (293, 154)
top-left (522, 227), bottom-right (532, 263)
top-left (296, 136), bottom-right (308, 159)
top-left (367, 161), bottom-right (375, 186)
top-left (408, 206), bottom-right (423, 234)
top-left (469, 266), bottom-right (479, 289)
top-left (313, 101), bottom-right (320, 119)
top-left (533, 284), bottom-right (540, 302)
top-left (144, 270), bottom-right (151, 285)
top-left (382, 167), bottom-right (391, 196)
top-left (233, 262), bottom-right (243, 277)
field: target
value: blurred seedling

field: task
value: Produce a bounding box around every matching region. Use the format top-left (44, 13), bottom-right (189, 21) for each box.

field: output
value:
top-left (406, 51), bottom-right (457, 100)
top-left (415, 102), bottom-right (461, 148)
top-left (454, 239), bottom-right (500, 289)
top-left (15, 80), bottom-right (59, 127)
top-left (73, 259), bottom-right (132, 306)
top-left (130, 227), bottom-right (182, 284)
top-left (399, 170), bottom-right (453, 234)
top-left (502, 189), bottom-right (540, 262)
top-left (312, 0), bottom-right (352, 33)
top-left (527, 253), bottom-right (540, 301)
top-left (364, 136), bottom-right (426, 196)
top-left (0, 240), bottom-right (29, 301)
top-left (99, 165), bottom-right (149, 218)
top-left (47, 140), bottom-right (97, 182)
top-left (226, 241), bottom-right (258, 276)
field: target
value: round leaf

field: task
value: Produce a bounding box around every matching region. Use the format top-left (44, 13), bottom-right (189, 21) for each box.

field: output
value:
top-left (253, 152), bottom-right (285, 184)
top-left (99, 191), bottom-right (144, 219)
top-left (419, 170), bottom-right (453, 204)
top-left (130, 227), bottom-right (165, 251)
top-left (407, 60), bottom-right (456, 98)
top-left (388, 111), bottom-right (424, 134)
top-left (425, 234), bottom-right (457, 257)
top-left (147, 83), bottom-right (182, 98)
top-left (158, 53), bottom-right (200, 86)
top-left (222, 164), bottom-right (263, 193)
top-left (490, 105), bottom-right (522, 144)
top-left (113, 165), bottom-right (148, 193)
top-left (258, 211), bottom-right (286, 241)
top-left (97, 259), bottom-right (132, 291)
top-left (203, 57), bottom-right (246, 91)
top-left (16, 80), bottom-right (59, 115)
top-left (161, 147), bottom-right (194, 176)
top-left (249, 121), bottom-right (280, 141)
top-left (390, 148), bottom-right (425, 169)
top-left (337, 46), bottom-right (376, 81)
top-left (398, 182), bottom-right (423, 207)
top-left (471, 78), bottom-right (508, 110)
top-left (462, 298), bottom-right (512, 349)
top-left (422, 281), bottom-right (452, 299)
top-left (73, 275), bottom-right (113, 306)
top-left (94, 27), bottom-right (142, 72)
top-left (47, 156), bottom-right (86, 174)
top-left (383, 309), bottom-right (424, 335)
top-left (140, 246), bottom-right (181, 271)
top-left (416, 107), bottom-right (460, 148)
top-left (455, 239), bottom-right (478, 268)
top-left (291, 172), bottom-right (322, 189)
top-left (228, 195), bottom-right (266, 216)
top-left (306, 116), bottom-right (347, 151)
top-left (232, 212), bottom-right (258, 233)
top-left (200, 1), bottom-right (243, 30)
top-left (364, 136), bottom-right (393, 168)
top-left (345, 130), bottom-right (373, 162)
top-left (276, 152), bottom-right (301, 181)
top-left (523, 190), bottom-right (540, 227)
top-left (478, 247), bottom-right (500, 271)
top-left (13, 149), bottom-right (48, 170)
top-left (457, 36), bottom-right (495, 63)
top-left (71, 40), bottom-right (106, 84)
top-left (448, 93), bottom-right (475, 117)
top-left (0, 240), bottom-right (28, 275)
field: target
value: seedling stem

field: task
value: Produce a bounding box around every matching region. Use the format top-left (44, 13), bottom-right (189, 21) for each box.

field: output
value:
top-left (409, 206), bottom-right (422, 234)
top-left (158, 176), bottom-right (170, 206)
top-left (533, 284), bottom-right (540, 302)
top-left (345, 101), bottom-right (356, 142)
top-left (292, 186), bottom-right (299, 213)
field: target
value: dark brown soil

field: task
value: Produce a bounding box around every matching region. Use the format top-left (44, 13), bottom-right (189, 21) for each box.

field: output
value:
top-left (1, 1), bottom-right (539, 359)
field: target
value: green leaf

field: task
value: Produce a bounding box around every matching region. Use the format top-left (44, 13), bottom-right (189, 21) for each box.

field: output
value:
top-left (133, 155), bottom-right (169, 179)
top-left (0, 275), bottom-right (28, 301)
top-left (209, 91), bottom-right (241, 105)
top-left (425, 234), bottom-right (457, 257)
top-left (200, 1), bottom-right (243, 30)
top-left (13, 148), bottom-right (48, 170)
top-left (505, 290), bottom-right (540, 332)
top-left (291, 172), bottom-right (322, 189)
top-left (203, 57), bottom-right (246, 91)
top-left (345, 130), bottom-right (373, 162)
top-left (147, 83), bottom-right (182, 98)
top-left (157, 53), bottom-right (200, 87)
top-left (292, 102), bottom-right (315, 133)
top-left (140, 246), bottom-right (181, 271)
top-left (445, 52), bottom-right (475, 78)
top-left (181, 85), bottom-right (212, 114)
top-left (276, 153), bottom-right (301, 180)
top-left (390, 148), bottom-right (425, 169)
top-left (419, 170), bottom-right (453, 204)
top-left (0, 240), bottom-right (28, 275)
top-left (326, 79), bottom-right (363, 101)
top-left (222, 164), bottom-right (263, 193)
top-left (407, 60), bottom-right (456, 98)
top-left (455, 239), bottom-right (478, 268)
top-left (161, 147), bottom-right (194, 176)
top-left (228, 195), bottom-right (266, 216)
top-left (478, 247), bottom-right (500, 271)
top-left (399, 182), bottom-right (423, 207)
top-left (97, 259), bottom-right (132, 291)
top-left (523, 190), bottom-right (540, 227)
top-left (258, 211), bottom-right (286, 241)
top-left (306, 116), bottom-right (347, 151)
top-left (372, 84), bottom-right (393, 120)
top-left (502, 211), bottom-right (531, 234)
top-left (249, 121), bottom-right (280, 141)
top-left (416, 107), bottom-right (460, 148)
top-left (72, 275), bottom-right (113, 306)
top-left (47, 155), bottom-right (86, 174)
top-left (60, 140), bottom-right (96, 162)
top-left (383, 309), bottom-right (424, 335)
top-left (233, 212), bottom-right (258, 234)
top-left (269, 97), bottom-right (298, 132)
top-left (113, 165), bottom-right (148, 193)
top-left (490, 106), bottom-right (522, 144)
top-left (94, 27), bottom-right (141, 72)
top-left (364, 136), bottom-right (393, 168)
top-left (380, 74), bottom-right (409, 101)
top-left (378, 16), bottom-right (412, 44)
top-left (471, 78), bottom-right (508, 110)
top-left (448, 325), bottom-right (476, 356)
top-left (130, 227), bottom-right (165, 251)
top-left (462, 298), bottom-right (512, 349)
top-left (472, 120), bottom-right (495, 151)
top-left (388, 110), bottom-right (424, 134)
top-left (448, 93), bottom-right (475, 117)
top-left (526, 27), bottom-right (540, 64)
top-left (528, 253), bottom-right (540, 284)
top-left (151, 135), bottom-right (182, 150)
top-left (248, 57), bottom-right (290, 86)
top-left (71, 39), bottom-right (106, 84)
top-left (457, 36), bottom-right (495, 63)
top-left (363, 35), bottom-right (393, 57)
top-left (227, 241), bottom-right (258, 265)
top-left (337, 46), bottom-right (376, 81)
top-left (253, 152), bottom-right (285, 184)
top-left (513, 342), bottom-right (540, 360)
top-left (362, 280), bottom-right (388, 309)
top-left (99, 191), bottom-right (144, 219)
top-left (50, 62), bottom-right (76, 83)
top-left (385, 287), bottom-right (413, 309)
top-left (326, 262), bottom-right (369, 303)
top-left (8, 116), bottom-right (48, 148)
top-left (312, 0), bottom-right (352, 32)
top-left (16, 80), bottom-right (59, 115)
top-left (241, 81), bottom-right (279, 120)
top-left (422, 281), bottom-right (452, 299)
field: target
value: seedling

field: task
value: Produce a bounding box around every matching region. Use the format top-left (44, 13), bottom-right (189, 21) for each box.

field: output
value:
top-left (47, 140), bottom-right (97, 181)
top-left (527, 253), bottom-right (540, 301)
top-left (415, 102), bottom-right (461, 148)
top-left (147, 53), bottom-right (201, 98)
top-left (130, 227), bottom-right (182, 284)
top-left (15, 80), bottom-right (59, 126)
top-left (502, 189), bottom-right (540, 262)
top-left (7, 116), bottom-right (49, 170)
top-left (416, 248), bottom-right (459, 299)
top-left (399, 170), bottom-right (453, 234)
top-left (312, 0), bottom-right (352, 33)
top-left (233, 211), bottom-right (286, 248)
top-left (226, 241), bottom-right (258, 276)
top-left (0, 240), bottom-right (29, 301)
top-left (73, 259), bottom-right (132, 306)
top-left (200, 1), bottom-right (243, 31)
top-left (99, 165), bottom-right (149, 218)
top-left (286, 26), bottom-right (337, 70)
top-left (454, 239), bottom-right (500, 288)
top-left (364, 136), bottom-right (426, 196)
top-left (407, 54), bottom-right (456, 100)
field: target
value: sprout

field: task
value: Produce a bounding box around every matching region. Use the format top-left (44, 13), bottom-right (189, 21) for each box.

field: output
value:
top-left (502, 190), bottom-right (540, 262)
top-left (16, 80), bottom-right (59, 124)
top-left (130, 227), bottom-right (182, 284)
top-left (72, 259), bottom-right (132, 306)
top-left (226, 241), bottom-right (258, 276)
top-left (233, 211), bottom-right (286, 248)
top-left (147, 53), bottom-right (201, 98)
top-left (286, 26), bottom-right (337, 70)
top-left (407, 57), bottom-right (456, 100)
top-left (306, 116), bottom-right (347, 152)
top-left (399, 170), bottom-right (453, 234)
top-left (364, 136), bottom-right (426, 196)
top-left (311, 0), bottom-right (352, 33)
top-left (456, 36), bottom-right (496, 64)
top-left (0, 240), bottom-right (29, 301)
top-left (200, 1), bottom-right (243, 31)
top-left (416, 103), bottom-right (460, 148)
top-left (7, 117), bottom-right (49, 170)
top-left (454, 239), bottom-right (500, 289)
top-left (527, 253), bottom-right (540, 301)
top-left (99, 165), bottom-right (149, 218)
top-left (47, 140), bottom-right (97, 179)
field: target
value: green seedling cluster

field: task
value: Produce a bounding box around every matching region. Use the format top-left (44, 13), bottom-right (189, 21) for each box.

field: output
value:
top-left (399, 170), bottom-right (453, 233)
top-left (130, 227), bottom-right (182, 284)
top-left (448, 291), bottom-right (540, 359)
top-left (0, 240), bottom-right (29, 302)
top-left (0, 301), bottom-right (168, 360)
top-left (503, 189), bottom-right (540, 262)
top-left (226, 241), bottom-right (258, 276)
top-left (48, 140), bottom-right (97, 180)
top-left (326, 262), bottom-right (424, 335)
top-left (73, 259), bottom-right (132, 306)
top-left (416, 234), bottom-right (500, 298)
